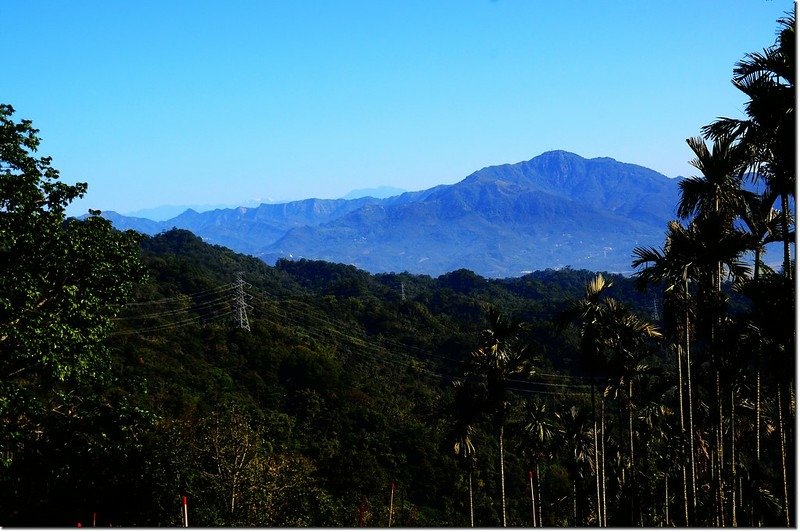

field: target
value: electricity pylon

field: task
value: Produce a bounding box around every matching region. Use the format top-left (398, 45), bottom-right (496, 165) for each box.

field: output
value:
top-left (233, 272), bottom-right (252, 331)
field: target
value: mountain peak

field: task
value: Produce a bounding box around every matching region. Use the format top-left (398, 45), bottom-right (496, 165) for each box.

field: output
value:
top-left (531, 151), bottom-right (624, 167)
top-left (535, 149), bottom-right (583, 160)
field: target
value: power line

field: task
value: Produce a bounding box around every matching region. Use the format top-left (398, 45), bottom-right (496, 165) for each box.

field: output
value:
top-left (249, 290), bottom-right (590, 395)
top-left (110, 276), bottom-right (593, 397)
top-left (111, 279), bottom-right (243, 335)
top-left (110, 284), bottom-right (237, 308)
top-left (111, 309), bottom-right (236, 336)
top-left (113, 293), bottom-right (233, 321)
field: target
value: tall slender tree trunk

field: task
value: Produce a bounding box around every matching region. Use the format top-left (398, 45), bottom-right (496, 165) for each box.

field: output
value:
top-left (684, 280), bottom-right (698, 518)
top-left (601, 397), bottom-right (607, 527)
top-left (778, 383), bottom-right (790, 526)
top-left (628, 381), bottom-right (641, 526)
top-left (778, 184), bottom-right (795, 524)
top-left (756, 371), bottom-right (761, 462)
top-left (664, 472), bottom-right (670, 526)
top-left (731, 388), bottom-right (737, 527)
top-left (676, 344), bottom-right (690, 526)
top-left (787, 381), bottom-right (795, 527)
top-left (754, 245), bottom-right (762, 485)
top-left (536, 464), bottom-right (543, 527)
top-left (469, 469), bottom-right (474, 528)
top-left (592, 382), bottom-right (601, 527)
top-left (711, 447), bottom-right (718, 527)
top-left (499, 424), bottom-right (507, 527)
top-left (681, 466), bottom-right (689, 527)
top-left (713, 263), bottom-right (726, 528)
top-left (628, 381), bottom-right (635, 473)
top-left (736, 467), bottom-right (743, 526)
top-left (716, 371), bottom-right (725, 527)
top-left (573, 481), bottom-right (578, 527)
top-left (530, 469), bottom-right (537, 527)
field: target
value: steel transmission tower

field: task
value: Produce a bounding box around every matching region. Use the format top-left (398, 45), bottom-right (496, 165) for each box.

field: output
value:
top-left (651, 293), bottom-right (660, 321)
top-left (233, 272), bottom-right (252, 331)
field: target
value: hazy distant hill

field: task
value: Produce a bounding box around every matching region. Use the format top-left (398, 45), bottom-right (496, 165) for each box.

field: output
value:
top-left (340, 186), bottom-right (407, 200)
top-left (124, 201), bottom-right (265, 221)
top-left (101, 151), bottom-right (681, 277)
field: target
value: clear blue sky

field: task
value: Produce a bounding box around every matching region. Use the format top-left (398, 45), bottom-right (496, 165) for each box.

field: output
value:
top-left (1, 0), bottom-right (793, 215)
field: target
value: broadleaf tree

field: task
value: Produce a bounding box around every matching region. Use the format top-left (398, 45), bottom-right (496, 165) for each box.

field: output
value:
top-left (0, 104), bottom-right (146, 525)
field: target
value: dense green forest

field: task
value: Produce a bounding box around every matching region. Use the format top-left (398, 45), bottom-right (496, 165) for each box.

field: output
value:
top-left (0, 13), bottom-right (794, 528)
top-left (3, 219), bottom-right (662, 526)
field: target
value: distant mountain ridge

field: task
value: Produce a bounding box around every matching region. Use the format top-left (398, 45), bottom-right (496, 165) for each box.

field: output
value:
top-left (340, 186), bottom-right (407, 200)
top-left (124, 200), bottom-right (268, 221)
top-left (99, 151), bottom-right (681, 277)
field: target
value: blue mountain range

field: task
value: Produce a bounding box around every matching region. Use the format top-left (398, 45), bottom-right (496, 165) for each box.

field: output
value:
top-left (98, 150), bottom-right (682, 277)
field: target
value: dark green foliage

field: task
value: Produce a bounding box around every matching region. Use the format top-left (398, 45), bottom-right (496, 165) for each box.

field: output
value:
top-left (1, 215), bottom-right (669, 525)
top-left (0, 104), bottom-right (146, 526)
top-left (8, 215), bottom-right (790, 526)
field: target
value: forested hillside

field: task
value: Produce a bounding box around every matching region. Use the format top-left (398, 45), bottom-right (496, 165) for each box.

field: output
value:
top-left (3, 225), bottom-right (659, 526)
top-left (1, 222), bottom-right (791, 526)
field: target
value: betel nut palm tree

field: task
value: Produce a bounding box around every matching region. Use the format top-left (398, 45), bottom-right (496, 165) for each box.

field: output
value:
top-left (463, 304), bottom-right (534, 527)
top-left (633, 222), bottom-right (702, 525)
top-left (678, 132), bottom-right (751, 526)
top-left (702, 14), bottom-right (796, 525)
top-left (703, 12), bottom-right (795, 281)
top-left (522, 397), bottom-right (558, 527)
top-left (562, 273), bottom-right (661, 526)
top-left (450, 379), bottom-right (483, 527)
